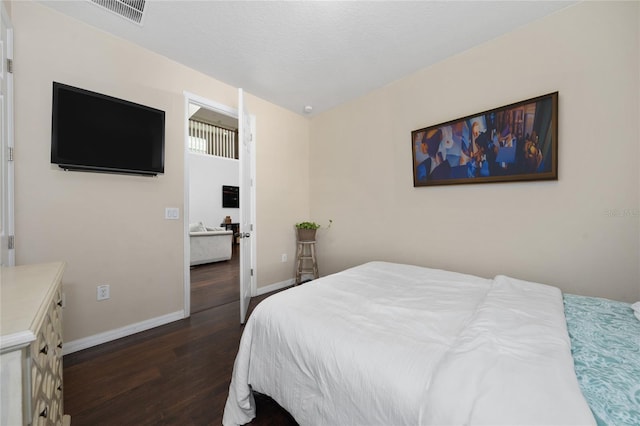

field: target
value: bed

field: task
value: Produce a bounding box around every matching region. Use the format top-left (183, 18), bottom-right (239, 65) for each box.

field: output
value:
top-left (223, 261), bottom-right (639, 425)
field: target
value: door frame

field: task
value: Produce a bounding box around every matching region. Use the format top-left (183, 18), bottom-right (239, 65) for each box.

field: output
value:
top-left (0, 3), bottom-right (14, 267)
top-left (182, 91), bottom-right (256, 317)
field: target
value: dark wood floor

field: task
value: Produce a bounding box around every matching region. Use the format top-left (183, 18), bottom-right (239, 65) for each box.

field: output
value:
top-left (64, 281), bottom-right (297, 425)
top-left (190, 243), bottom-right (240, 314)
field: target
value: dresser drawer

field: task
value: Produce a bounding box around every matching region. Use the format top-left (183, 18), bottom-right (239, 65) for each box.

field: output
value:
top-left (1, 262), bottom-right (67, 426)
top-left (29, 283), bottom-right (64, 425)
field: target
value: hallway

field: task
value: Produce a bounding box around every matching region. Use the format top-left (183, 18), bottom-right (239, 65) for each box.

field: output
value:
top-left (190, 243), bottom-right (239, 314)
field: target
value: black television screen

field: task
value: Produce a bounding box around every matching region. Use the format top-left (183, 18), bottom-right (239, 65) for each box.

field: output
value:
top-left (222, 185), bottom-right (239, 208)
top-left (51, 82), bottom-right (165, 176)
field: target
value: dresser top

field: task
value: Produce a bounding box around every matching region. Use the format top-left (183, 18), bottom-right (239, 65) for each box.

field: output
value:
top-left (0, 262), bottom-right (66, 352)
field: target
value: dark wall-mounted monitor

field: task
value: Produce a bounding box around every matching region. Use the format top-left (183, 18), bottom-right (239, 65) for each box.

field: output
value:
top-left (51, 82), bottom-right (165, 176)
top-left (222, 185), bottom-right (239, 208)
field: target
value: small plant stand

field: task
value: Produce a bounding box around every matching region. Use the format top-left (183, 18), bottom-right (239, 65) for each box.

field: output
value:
top-left (295, 240), bottom-right (318, 285)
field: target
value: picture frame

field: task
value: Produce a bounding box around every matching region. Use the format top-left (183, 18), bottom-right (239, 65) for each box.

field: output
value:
top-left (222, 185), bottom-right (239, 208)
top-left (411, 92), bottom-right (558, 187)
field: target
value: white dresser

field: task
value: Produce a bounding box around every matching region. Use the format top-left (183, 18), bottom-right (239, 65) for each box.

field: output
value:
top-left (0, 262), bottom-right (70, 426)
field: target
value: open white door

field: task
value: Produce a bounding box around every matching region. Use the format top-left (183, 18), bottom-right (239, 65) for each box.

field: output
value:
top-left (238, 88), bottom-right (254, 324)
top-left (0, 4), bottom-right (14, 267)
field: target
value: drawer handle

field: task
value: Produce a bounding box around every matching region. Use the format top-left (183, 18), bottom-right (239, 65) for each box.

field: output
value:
top-left (40, 344), bottom-right (48, 355)
top-left (40, 406), bottom-right (48, 418)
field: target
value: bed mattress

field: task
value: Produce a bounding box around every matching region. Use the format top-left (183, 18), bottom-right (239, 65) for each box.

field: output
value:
top-left (223, 261), bottom-right (596, 425)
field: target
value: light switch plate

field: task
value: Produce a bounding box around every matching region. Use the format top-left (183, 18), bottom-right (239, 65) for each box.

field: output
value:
top-left (165, 207), bottom-right (180, 220)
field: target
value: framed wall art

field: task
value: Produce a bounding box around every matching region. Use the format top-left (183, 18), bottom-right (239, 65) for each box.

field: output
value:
top-left (411, 92), bottom-right (558, 187)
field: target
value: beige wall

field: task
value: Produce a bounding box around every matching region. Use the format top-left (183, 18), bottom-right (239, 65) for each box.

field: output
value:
top-left (12, 1), bottom-right (310, 342)
top-left (251, 100), bottom-right (311, 286)
top-left (310, 1), bottom-right (640, 302)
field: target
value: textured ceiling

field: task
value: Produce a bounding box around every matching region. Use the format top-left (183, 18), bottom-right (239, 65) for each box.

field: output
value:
top-left (39, 1), bottom-right (575, 116)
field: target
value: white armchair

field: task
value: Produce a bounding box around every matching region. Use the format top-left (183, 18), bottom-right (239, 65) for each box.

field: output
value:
top-left (189, 222), bottom-right (233, 266)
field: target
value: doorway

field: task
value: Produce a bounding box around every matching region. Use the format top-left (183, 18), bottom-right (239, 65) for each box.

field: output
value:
top-left (186, 98), bottom-right (240, 315)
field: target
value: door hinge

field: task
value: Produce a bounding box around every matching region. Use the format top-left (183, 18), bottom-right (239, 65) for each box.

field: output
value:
top-left (250, 133), bottom-right (253, 142)
top-left (6, 58), bottom-right (12, 74)
top-left (8, 147), bottom-right (14, 161)
top-left (250, 224), bottom-right (253, 232)
top-left (8, 235), bottom-right (14, 250)
top-left (250, 268), bottom-right (254, 276)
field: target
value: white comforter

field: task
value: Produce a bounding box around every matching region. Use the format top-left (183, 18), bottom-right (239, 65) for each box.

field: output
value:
top-left (223, 261), bottom-right (595, 426)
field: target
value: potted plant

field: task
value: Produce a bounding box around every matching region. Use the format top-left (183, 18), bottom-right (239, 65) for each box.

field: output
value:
top-left (295, 220), bottom-right (332, 241)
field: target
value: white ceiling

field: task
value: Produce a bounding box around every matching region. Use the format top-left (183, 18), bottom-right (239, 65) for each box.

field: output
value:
top-left (39, 0), bottom-right (576, 116)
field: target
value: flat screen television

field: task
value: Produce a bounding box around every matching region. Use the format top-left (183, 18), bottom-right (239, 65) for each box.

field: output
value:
top-left (222, 185), bottom-right (239, 208)
top-left (51, 82), bottom-right (165, 176)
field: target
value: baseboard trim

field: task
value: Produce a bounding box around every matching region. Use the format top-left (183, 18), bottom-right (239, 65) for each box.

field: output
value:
top-left (63, 310), bottom-right (185, 355)
top-left (64, 279), bottom-right (294, 355)
top-left (256, 278), bottom-right (294, 296)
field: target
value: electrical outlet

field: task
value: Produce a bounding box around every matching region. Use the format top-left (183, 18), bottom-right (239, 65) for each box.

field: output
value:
top-left (281, 253), bottom-right (287, 262)
top-left (97, 284), bottom-right (110, 301)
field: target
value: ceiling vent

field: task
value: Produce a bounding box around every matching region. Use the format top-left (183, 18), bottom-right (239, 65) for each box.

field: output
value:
top-left (89, 0), bottom-right (146, 25)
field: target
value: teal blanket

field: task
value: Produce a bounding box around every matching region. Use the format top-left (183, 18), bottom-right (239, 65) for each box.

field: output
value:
top-left (564, 294), bottom-right (640, 425)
